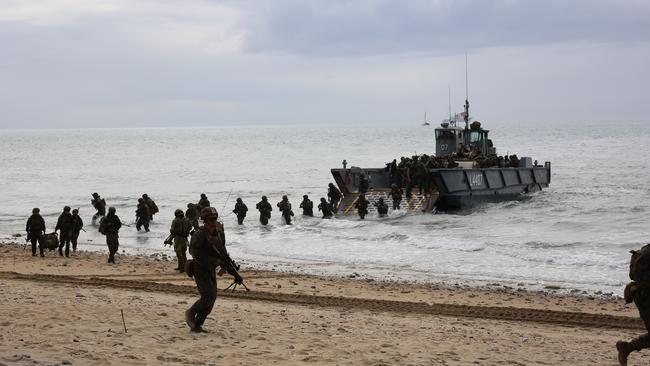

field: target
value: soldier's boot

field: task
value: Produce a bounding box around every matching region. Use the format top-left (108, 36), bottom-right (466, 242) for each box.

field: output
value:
top-left (58, 246), bottom-right (64, 256)
top-left (616, 340), bottom-right (635, 366)
top-left (185, 309), bottom-right (196, 330)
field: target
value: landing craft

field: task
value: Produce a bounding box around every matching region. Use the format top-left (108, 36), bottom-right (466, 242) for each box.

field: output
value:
top-left (330, 102), bottom-right (551, 214)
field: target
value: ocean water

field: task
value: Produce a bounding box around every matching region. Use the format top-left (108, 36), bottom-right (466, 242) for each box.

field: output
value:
top-left (1, 121), bottom-right (648, 295)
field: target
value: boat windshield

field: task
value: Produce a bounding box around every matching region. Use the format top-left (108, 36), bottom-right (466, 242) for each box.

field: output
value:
top-left (436, 130), bottom-right (456, 140)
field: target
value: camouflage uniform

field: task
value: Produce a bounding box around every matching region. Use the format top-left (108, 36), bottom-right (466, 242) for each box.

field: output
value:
top-left (318, 198), bottom-right (333, 219)
top-left (99, 208), bottom-right (121, 263)
top-left (186, 203), bottom-right (200, 230)
top-left (354, 195), bottom-right (369, 220)
top-left (187, 207), bottom-right (227, 332)
top-left (328, 183), bottom-right (342, 212)
top-left (170, 210), bottom-right (193, 272)
top-left (135, 199), bottom-right (151, 232)
top-left (276, 196), bottom-right (293, 225)
top-left (390, 184), bottom-right (403, 210)
top-left (143, 194), bottom-right (159, 219)
top-left (71, 210), bottom-right (83, 252)
top-left (300, 195), bottom-right (314, 217)
top-left (232, 198), bottom-right (248, 225)
top-left (256, 197), bottom-right (272, 225)
top-left (91, 193), bottom-right (106, 222)
top-left (198, 194), bottom-right (210, 210)
top-left (375, 198), bottom-right (388, 217)
top-left (55, 207), bottom-right (74, 257)
top-left (26, 209), bottom-right (46, 257)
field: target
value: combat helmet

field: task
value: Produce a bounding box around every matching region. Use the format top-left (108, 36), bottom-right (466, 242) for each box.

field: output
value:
top-left (32, 208), bottom-right (40, 214)
top-left (303, 195), bottom-right (308, 199)
top-left (63, 206), bottom-right (71, 212)
top-left (92, 192), bottom-right (99, 198)
top-left (200, 207), bottom-right (218, 221)
top-left (174, 209), bottom-right (184, 217)
top-left (282, 195), bottom-right (288, 200)
top-left (142, 194), bottom-right (149, 199)
top-left (187, 203), bottom-right (194, 208)
top-left (320, 197), bottom-right (326, 202)
top-left (138, 198), bottom-right (144, 203)
top-left (261, 195), bottom-right (267, 201)
top-left (72, 209), bottom-right (79, 214)
top-left (236, 198), bottom-right (242, 203)
top-left (200, 193), bottom-right (207, 198)
top-left (108, 207), bottom-right (116, 214)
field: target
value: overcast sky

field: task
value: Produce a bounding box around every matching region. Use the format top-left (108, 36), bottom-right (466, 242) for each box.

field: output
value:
top-left (1, 0), bottom-right (649, 129)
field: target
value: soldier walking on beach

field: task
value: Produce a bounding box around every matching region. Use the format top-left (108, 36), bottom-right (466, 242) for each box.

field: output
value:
top-left (185, 207), bottom-right (227, 332)
top-left (232, 198), bottom-right (248, 225)
top-left (142, 194), bottom-right (159, 220)
top-left (99, 207), bottom-right (121, 264)
top-left (71, 208), bottom-right (83, 252)
top-left (135, 198), bottom-right (151, 232)
top-left (318, 198), bottom-right (333, 219)
top-left (375, 197), bottom-right (389, 217)
top-left (617, 244), bottom-right (650, 365)
top-left (198, 193), bottom-right (210, 210)
top-left (300, 195), bottom-right (314, 217)
top-left (55, 206), bottom-right (74, 257)
top-left (277, 195), bottom-right (294, 225)
top-left (256, 196), bottom-right (272, 225)
top-left (390, 184), bottom-right (403, 210)
top-left (169, 209), bottom-right (193, 272)
top-left (91, 192), bottom-right (106, 222)
top-left (328, 183), bottom-right (342, 213)
top-left (186, 203), bottom-right (200, 230)
top-left (354, 194), bottom-right (369, 220)
top-left (26, 208), bottom-right (46, 257)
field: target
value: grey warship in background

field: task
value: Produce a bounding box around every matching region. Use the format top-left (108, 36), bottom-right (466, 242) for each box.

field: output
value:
top-left (331, 99), bottom-right (551, 214)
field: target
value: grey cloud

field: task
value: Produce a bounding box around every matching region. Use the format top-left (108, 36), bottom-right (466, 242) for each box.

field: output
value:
top-left (240, 0), bottom-right (650, 57)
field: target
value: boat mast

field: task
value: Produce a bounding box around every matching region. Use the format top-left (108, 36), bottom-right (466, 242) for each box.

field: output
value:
top-left (448, 84), bottom-right (452, 125)
top-left (464, 52), bottom-right (470, 131)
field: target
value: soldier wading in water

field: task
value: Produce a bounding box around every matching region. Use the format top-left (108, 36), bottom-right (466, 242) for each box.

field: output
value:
top-left (99, 207), bottom-right (121, 263)
top-left (169, 209), bottom-right (193, 272)
top-left (185, 207), bottom-right (238, 332)
top-left (256, 196), bottom-right (272, 225)
top-left (618, 244), bottom-right (650, 365)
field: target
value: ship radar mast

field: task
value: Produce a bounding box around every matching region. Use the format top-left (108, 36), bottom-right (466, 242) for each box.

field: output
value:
top-left (464, 52), bottom-right (470, 131)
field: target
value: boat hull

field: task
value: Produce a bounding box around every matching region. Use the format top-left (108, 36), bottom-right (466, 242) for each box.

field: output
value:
top-left (331, 162), bottom-right (551, 212)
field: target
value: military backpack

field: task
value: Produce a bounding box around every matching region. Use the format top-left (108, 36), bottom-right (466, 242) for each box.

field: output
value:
top-left (629, 244), bottom-right (650, 282)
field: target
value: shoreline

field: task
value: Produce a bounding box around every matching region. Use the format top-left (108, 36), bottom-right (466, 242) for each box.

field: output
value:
top-left (1, 242), bottom-right (646, 365)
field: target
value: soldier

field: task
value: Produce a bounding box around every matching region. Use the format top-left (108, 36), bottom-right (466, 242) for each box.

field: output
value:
top-left (26, 208), bottom-right (46, 257)
top-left (232, 198), bottom-right (248, 225)
top-left (170, 209), bottom-right (193, 272)
top-left (186, 207), bottom-right (228, 332)
top-left (300, 195), bottom-right (314, 217)
top-left (318, 198), bottom-right (333, 219)
top-left (328, 183), bottom-right (342, 213)
top-left (91, 192), bottom-right (106, 222)
top-left (142, 194), bottom-right (159, 220)
top-left (358, 174), bottom-right (369, 196)
top-left (256, 196), bottom-right (272, 225)
top-left (390, 184), bottom-right (403, 210)
top-left (375, 197), bottom-right (389, 217)
top-left (99, 207), bottom-right (122, 264)
top-left (617, 244), bottom-right (650, 365)
top-left (135, 198), bottom-right (151, 232)
top-left (342, 159), bottom-right (347, 169)
top-left (71, 208), bottom-right (83, 252)
top-left (186, 203), bottom-right (200, 230)
top-left (55, 206), bottom-right (74, 257)
top-left (198, 193), bottom-right (210, 210)
top-left (277, 195), bottom-right (294, 225)
top-left (354, 194), bottom-right (369, 220)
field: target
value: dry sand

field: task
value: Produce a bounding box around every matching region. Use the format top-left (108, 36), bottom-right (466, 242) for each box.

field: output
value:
top-left (0, 242), bottom-right (648, 365)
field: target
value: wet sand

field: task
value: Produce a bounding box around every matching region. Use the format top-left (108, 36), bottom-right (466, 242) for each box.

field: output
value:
top-left (0, 242), bottom-right (647, 365)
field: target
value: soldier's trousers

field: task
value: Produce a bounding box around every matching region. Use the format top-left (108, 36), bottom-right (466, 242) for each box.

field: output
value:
top-left (71, 230), bottom-right (80, 251)
top-left (58, 230), bottom-right (72, 256)
top-left (631, 292), bottom-right (650, 350)
top-left (237, 215), bottom-right (245, 225)
top-left (282, 212), bottom-right (292, 225)
top-left (392, 198), bottom-right (401, 210)
top-left (260, 214), bottom-right (269, 225)
top-left (188, 263), bottom-right (217, 329)
top-left (136, 218), bottom-right (150, 232)
top-left (173, 236), bottom-right (188, 271)
top-left (106, 233), bottom-right (119, 262)
top-left (30, 235), bottom-right (44, 256)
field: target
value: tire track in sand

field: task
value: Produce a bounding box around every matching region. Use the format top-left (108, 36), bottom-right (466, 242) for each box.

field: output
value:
top-left (1, 271), bottom-right (642, 331)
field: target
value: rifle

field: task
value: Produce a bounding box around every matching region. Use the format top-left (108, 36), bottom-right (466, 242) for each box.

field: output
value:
top-left (221, 256), bottom-right (249, 292)
top-left (163, 234), bottom-right (173, 247)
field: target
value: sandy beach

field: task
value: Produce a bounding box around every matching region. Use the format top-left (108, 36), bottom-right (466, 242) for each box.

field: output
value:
top-left (0, 242), bottom-right (647, 366)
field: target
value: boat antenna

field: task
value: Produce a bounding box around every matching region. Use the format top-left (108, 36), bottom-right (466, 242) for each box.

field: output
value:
top-left (448, 84), bottom-right (452, 125)
top-left (464, 52), bottom-right (470, 130)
